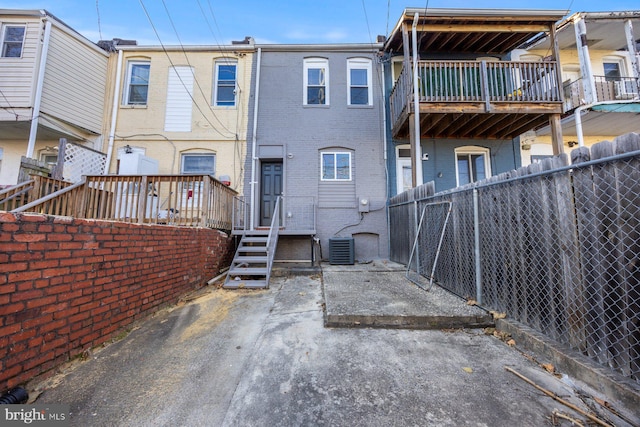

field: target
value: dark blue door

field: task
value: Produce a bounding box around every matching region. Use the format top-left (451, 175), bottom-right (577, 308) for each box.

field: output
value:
top-left (260, 162), bottom-right (283, 226)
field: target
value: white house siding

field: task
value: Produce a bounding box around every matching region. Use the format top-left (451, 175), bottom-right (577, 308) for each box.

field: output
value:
top-left (0, 19), bottom-right (41, 120)
top-left (39, 23), bottom-right (109, 134)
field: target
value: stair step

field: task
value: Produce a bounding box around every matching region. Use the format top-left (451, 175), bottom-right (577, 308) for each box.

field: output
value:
top-left (223, 279), bottom-right (268, 289)
top-left (228, 267), bottom-right (268, 275)
top-left (234, 256), bottom-right (268, 263)
top-left (238, 244), bottom-right (267, 251)
top-left (242, 237), bottom-right (268, 243)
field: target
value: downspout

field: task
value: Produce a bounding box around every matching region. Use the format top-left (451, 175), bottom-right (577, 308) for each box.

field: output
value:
top-left (381, 56), bottom-right (391, 259)
top-left (26, 19), bottom-right (52, 158)
top-left (411, 13), bottom-right (423, 185)
top-left (250, 47), bottom-right (262, 231)
top-left (105, 48), bottom-right (124, 173)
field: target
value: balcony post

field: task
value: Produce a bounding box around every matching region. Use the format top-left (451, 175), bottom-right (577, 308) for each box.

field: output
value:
top-left (573, 15), bottom-right (597, 104)
top-left (410, 12), bottom-right (423, 188)
top-left (550, 113), bottom-right (564, 155)
top-left (549, 23), bottom-right (564, 104)
top-left (625, 20), bottom-right (640, 79)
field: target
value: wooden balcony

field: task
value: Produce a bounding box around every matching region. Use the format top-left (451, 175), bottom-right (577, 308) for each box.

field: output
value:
top-left (390, 60), bottom-right (564, 140)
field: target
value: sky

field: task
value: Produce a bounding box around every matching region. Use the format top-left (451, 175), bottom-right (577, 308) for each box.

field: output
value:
top-left (0, 0), bottom-right (638, 46)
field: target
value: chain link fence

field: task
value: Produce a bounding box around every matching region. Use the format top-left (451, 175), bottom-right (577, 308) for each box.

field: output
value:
top-left (389, 132), bottom-right (640, 384)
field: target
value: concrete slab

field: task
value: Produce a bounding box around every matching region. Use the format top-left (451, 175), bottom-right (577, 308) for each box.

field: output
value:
top-left (323, 261), bottom-right (494, 329)
top-left (32, 273), bottom-right (637, 426)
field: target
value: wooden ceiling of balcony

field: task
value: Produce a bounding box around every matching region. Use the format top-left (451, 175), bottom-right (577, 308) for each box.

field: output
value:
top-left (393, 112), bottom-right (551, 140)
top-left (384, 9), bottom-right (567, 55)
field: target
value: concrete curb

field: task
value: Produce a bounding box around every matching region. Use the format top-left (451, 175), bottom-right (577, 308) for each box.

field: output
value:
top-left (325, 313), bottom-right (494, 329)
top-left (497, 318), bottom-right (640, 419)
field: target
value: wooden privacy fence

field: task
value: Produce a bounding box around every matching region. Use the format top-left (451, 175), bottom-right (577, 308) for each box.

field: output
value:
top-left (389, 132), bottom-right (640, 385)
top-left (12, 174), bottom-right (237, 231)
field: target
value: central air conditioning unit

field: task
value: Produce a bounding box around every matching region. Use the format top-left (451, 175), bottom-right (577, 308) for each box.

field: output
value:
top-left (329, 237), bottom-right (355, 265)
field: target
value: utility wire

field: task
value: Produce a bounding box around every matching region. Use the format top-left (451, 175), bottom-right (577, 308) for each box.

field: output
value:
top-left (159, 0), bottom-right (236, 137)
top-left (96, 0), bottom-right (103, 40)
top-left (138, 0), bottom-right (235, 138)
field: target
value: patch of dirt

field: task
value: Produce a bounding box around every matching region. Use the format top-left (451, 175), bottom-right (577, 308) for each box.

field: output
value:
top-left (179, 290), bottom-right (241, 342)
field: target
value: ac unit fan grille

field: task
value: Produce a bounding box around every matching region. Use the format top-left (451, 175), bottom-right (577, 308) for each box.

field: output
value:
top-left (329, 237), bottom-right (354, 265)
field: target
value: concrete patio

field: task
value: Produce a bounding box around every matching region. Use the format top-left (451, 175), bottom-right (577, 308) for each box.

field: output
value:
top-left (32, 261), bottom-right (638, 426)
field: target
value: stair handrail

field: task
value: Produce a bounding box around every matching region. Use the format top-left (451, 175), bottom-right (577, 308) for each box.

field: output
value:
top-left (0, 180), bottom-right (34, 211)
top-left (265, 196), bottom-right (281, 284)
top-left (11, 179), bottom-right (86, 214)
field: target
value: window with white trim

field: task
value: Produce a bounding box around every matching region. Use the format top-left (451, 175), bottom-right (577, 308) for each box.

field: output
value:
top-left (181, 153), bottom-right (216, 175)
top-left (123, 61), bottom-right (151, 105)
top-left (304, 58), bottom-right (329, 105)
top-left (455, 146), bottom-right (491, 186)
top-left (347, 58), bottom-right (372, 106)
top-left (603, 56), bottom-right (625, 81)
top-left (213, 59), bottom-right (237, 107)
top-left (321, 152), bottom-right (351, 181)
top-left (1, 25), bottom-right (25, 58)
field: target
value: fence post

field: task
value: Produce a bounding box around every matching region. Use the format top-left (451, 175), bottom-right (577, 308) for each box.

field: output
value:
top-left (138, 176), bottom-right (148, 224)
top-left (473, 188), bottom-right (482, 304)
top-left (201, 176), bottom-right (211, 228)
top-left (414, 200), bottom-right (420, 276)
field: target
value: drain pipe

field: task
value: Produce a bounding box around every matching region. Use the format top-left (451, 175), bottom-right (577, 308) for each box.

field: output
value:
top-left (26, 18), bottom-right (52, 158)
top-left (105, 48), bottom-right (124, 174)
top-left (574, 99), bottom-right (639, 147)
top-left (249, 47), bottom-right (262, 231)
top-left (381, 57), bottom-right (391, 259)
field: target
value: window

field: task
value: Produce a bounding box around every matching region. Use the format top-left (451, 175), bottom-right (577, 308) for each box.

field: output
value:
top-left (1, 25), bottom-right (25, 58)
top-left (455, 147), bottom-right (491, 186)
top-left (347, 58), bottom-right (372, 106)
top-left (214, 60), bottom-right (237, 106)
top-left (123, 61), bottom-right (150, 105)
top-left (603, 61), bottom-right (622, 82)
top-left (39, 149), bottom-right (58, 168)
top-left (321, 152), bottom-right (351, 181)
top-left (181, 153), bottom-right (216, 175)
top-left (304, 58), bottom-right (329, 105)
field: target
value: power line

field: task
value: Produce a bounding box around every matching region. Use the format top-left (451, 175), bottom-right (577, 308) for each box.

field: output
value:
top-left (96, 0), bottom-right (103, 40)
top-left (160, 0), bottom-right (237, 136)
top-left (138, 0), bottom-right (236, 138)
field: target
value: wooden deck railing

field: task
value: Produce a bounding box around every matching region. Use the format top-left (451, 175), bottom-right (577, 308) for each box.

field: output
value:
top-left (389, 60), bottom-right (561, 124)
top-left (13, 174), bottom-right (238, 231)
top-left (0, 176), bottom-right (72, 211)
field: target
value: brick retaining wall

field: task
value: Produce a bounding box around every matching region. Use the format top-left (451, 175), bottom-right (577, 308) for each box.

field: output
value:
top-left (0, 212), bottom-right (234, 390)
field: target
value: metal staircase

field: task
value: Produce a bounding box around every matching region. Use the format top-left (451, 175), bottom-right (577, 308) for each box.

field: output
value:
top-left (224, 197), bottom-right (281, 289)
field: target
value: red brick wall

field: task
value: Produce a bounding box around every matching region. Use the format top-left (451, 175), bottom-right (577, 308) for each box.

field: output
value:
top-left (0, 212), bottom-right (234, 390)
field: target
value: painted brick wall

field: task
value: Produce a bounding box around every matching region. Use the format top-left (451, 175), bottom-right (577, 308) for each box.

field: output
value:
top-left (244, 48), bottom-right (389, 260)
top-left (0, 212), bottom-right (234, 390)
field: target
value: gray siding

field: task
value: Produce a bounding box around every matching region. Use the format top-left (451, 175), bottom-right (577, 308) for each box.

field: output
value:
top-left (250, 47), bottom-right (388, 260)
top-left (40, 24), bottom-right (108, 134)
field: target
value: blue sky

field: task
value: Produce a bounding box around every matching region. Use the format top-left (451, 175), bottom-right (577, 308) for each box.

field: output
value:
top-left (1, 0), bottom-right (638, 45)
